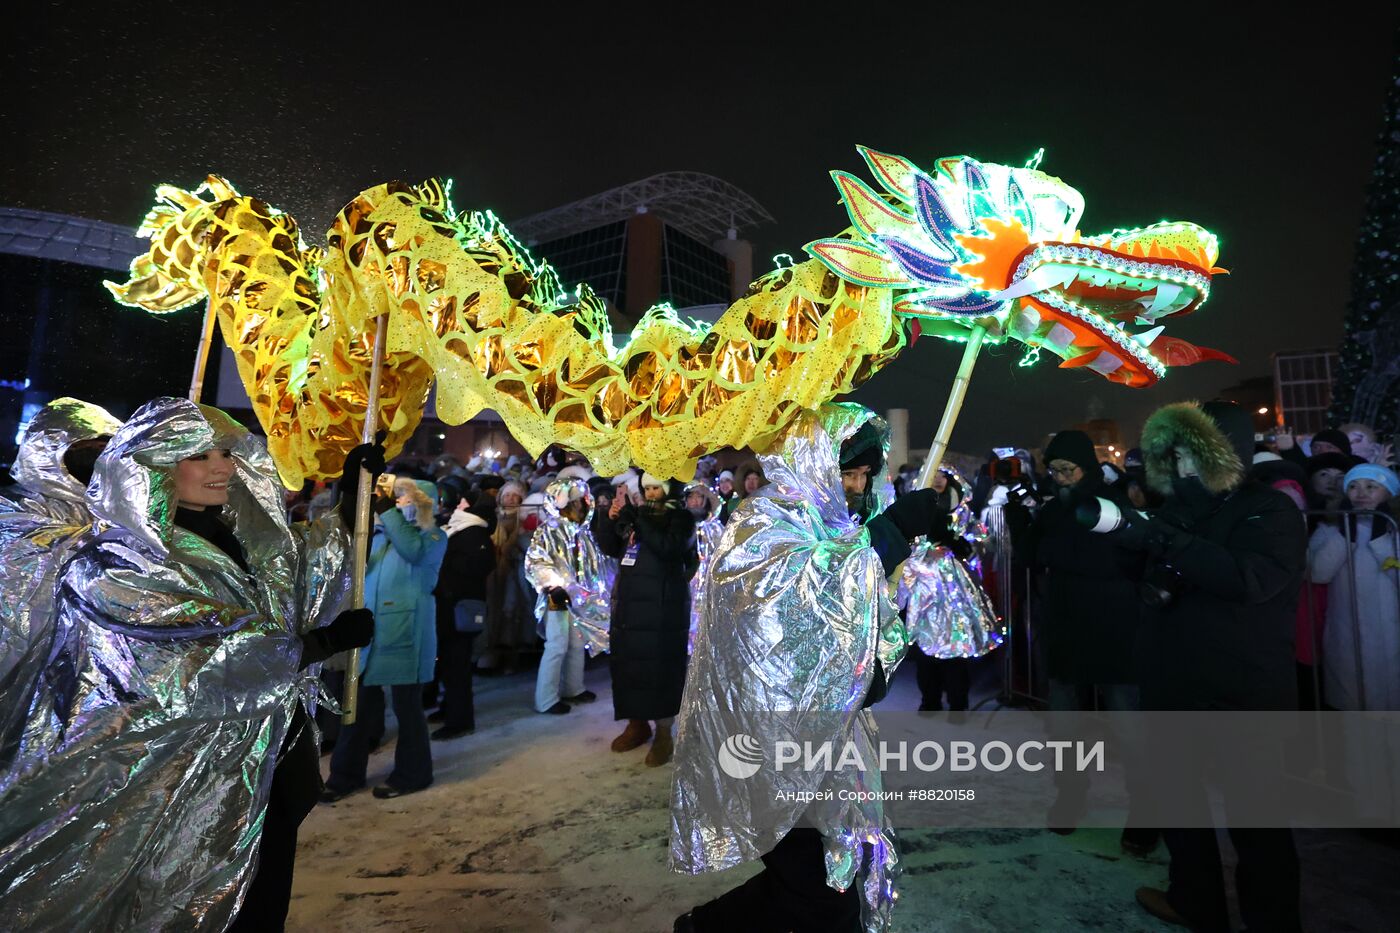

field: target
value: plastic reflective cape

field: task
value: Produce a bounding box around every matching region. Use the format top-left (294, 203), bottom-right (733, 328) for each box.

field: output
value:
top-left (0, 397), bottom-right (350, 931)
top-left (898, 469), bottom-right (1003, 659)
top-left (670, 403), bottom-right (909, 933)
top-left (523, 478), bottom-right (614, 654)
top-left (682, 483), bottom-right (724, 653)
top-left (0, 398), bottom-right (122, 779)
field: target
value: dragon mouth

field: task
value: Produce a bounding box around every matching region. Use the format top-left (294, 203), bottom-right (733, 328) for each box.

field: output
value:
top-left (804, 149), bottom-right (1231, 389)
top-left (997, 231), bottom-right (1216, 387)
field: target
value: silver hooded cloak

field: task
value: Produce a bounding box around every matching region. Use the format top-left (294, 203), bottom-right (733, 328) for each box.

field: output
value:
top-left (898, 469), bottom-right (1003, 659)
top-left (523, 478), bottom-right (615, 654)
top-left (670, 403), bottom-right (909, 933)
top-left (0, 398), bottom-right (122, 779)
top-left (0, 397), bottom-right (350, 931)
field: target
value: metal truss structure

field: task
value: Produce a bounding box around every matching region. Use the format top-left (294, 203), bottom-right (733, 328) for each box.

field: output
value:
top-left (0, 207), bottom-right (142, 272)
top-left (509, 172), bottom-right (774, 245)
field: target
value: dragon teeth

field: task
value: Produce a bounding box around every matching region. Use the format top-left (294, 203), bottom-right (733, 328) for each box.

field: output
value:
top-left (1134, 325), bottom-right (1166, 346)
top-left (1149, 283), bottom-right (1182, 315)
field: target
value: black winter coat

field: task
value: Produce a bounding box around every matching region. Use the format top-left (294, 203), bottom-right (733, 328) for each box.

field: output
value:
top-left (436, 520), bottom-right (496, 604)
top-left (1134, 480), bottom-right (1305, 711)
top-left (595, 503), bottom-right (697, 720)
top-left (435, 515), bottom-right (496, 637)
top-left (1029, 474), bottom-right (1146, 685)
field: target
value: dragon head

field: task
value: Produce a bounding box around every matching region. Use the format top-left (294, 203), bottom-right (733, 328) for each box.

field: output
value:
top-left (806, 148), bottom-right (1233, 388)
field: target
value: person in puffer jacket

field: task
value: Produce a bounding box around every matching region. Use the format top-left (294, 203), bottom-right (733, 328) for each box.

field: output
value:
top-left (1110, 401), bottom-right (1304, 933)
top-left (325, 478), bottom-right (446, 801)
top-left (594, 473), bottom-right (697, 767)
top-left (432, 490), bottom-right (497, 739)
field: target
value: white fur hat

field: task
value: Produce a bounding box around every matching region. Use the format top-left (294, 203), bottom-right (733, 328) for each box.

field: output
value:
top-left (611, 468), bottom-right (641, 497)
top-left (557, 464), bottom-right (595, 482)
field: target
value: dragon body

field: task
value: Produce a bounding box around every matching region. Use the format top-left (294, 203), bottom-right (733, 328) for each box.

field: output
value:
top-left (108, 149), bottom-right (1228, 488)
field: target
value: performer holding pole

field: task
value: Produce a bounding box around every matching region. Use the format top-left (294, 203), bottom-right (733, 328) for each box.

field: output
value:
top-left (0, 398), bottom-right (377, 931)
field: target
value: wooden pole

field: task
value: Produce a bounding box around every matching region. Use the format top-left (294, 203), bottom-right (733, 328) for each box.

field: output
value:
top-left (917, 324), bottom-right (987, 489)
top-left (187, 303), bottom-right (218, 403)
top-left (343, 314), bottom-right (389, 724)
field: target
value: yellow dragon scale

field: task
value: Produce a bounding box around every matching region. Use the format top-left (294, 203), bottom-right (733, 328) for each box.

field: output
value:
top-left (107, 177), bottom-right (906, 487)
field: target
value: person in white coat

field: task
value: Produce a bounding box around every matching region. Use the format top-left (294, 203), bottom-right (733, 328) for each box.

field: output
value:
top-left (1308, 463), bottom-right (1400, 711)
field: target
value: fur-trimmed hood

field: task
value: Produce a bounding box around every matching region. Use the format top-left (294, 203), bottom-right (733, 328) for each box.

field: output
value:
top-left (1140, 401), bottom-right (1247, 496)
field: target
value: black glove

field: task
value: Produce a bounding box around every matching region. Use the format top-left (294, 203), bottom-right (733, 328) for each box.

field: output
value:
top-left (881, 488), bottom-right (949, 542)
top-left (1107, 509), bottom-right (1176, 555)
top-left (613, 503), bottom-right (638, 530)
top-left (299, 607), bottom-right (375, 669)
top-left (861, 657), bottom-right (888, 709)
top-left (946, 536), bottom-right (975, 561)
top-left (865, 515), bottom-right (912, 577)
top-left (546, 587), bottom-right (571, 610)
top-left (337, 436), bottom-right (388, 527)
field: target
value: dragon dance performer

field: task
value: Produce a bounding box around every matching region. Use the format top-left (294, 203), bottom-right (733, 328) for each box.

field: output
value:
top-left (0, 398), bottom-right (377, 932)
top-left (0, 398), bottom-right (120, 779)
top-left (898, 468), bottom-right (1001, 712)
top-left (525, 477), bottom-right (614, 715)
top-left (671, 404), bottom-right (956, 933)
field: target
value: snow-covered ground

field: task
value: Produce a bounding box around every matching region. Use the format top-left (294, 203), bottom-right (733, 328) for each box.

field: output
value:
top-left (290, 661), bottom-right (1398, 932)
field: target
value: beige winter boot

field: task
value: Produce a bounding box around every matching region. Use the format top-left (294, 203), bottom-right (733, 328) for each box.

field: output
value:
top-left (611, 719), bottom-right (652, 752)
top-left (644, 724), bottom-right (673, 767)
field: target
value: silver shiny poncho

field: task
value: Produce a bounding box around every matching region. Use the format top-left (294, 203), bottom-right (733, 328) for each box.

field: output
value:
top-left (524, 478), bottom-right (615, 654)
top-left (0, 398), bottom-right (122, 778)
top-left (0, 397), bottom-right (350, 931)
top-left (683, 483), bottom-right (725, 653)
top-left (670, 403), bottom-right (908, 933)
top-left (898, 470), bottom-right (1003, 659)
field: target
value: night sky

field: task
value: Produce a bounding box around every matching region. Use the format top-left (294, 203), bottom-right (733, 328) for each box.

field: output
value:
top-left (5, 9), bottom-right (1397, 456)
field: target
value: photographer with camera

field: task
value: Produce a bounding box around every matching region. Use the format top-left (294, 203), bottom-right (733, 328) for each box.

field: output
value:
top-left (1028, 430), bottom-right (1154, 853)
top-left (1105, 401), bottom-right (1304, 933)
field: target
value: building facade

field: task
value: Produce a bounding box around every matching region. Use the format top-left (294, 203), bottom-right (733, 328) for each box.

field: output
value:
top-left (1274, 348), bottom-right (1341, 435)
top-left (510, 171), bottom-right (771, 322)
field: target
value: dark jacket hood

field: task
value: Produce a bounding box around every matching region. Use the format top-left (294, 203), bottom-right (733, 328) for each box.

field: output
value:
top-left (1141, 401), bottom-right (1247, 496)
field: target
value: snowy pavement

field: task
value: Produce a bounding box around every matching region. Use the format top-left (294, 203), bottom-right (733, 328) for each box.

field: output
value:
top-left (290, 660), bottom-right (1398, 932)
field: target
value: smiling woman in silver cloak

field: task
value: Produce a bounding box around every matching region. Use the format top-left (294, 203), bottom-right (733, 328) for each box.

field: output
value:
top-left (671, 403), bottom-right (956, 933)
top-left (0, 397), bottom-right (374, 932)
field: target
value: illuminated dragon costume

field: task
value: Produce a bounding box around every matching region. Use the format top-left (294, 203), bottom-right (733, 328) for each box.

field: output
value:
top-left (108, 148), bottom-right (1228, 487)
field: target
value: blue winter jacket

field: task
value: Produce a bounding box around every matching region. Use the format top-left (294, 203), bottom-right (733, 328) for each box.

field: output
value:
top-left (359, 508), bottom-right (448, 686)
